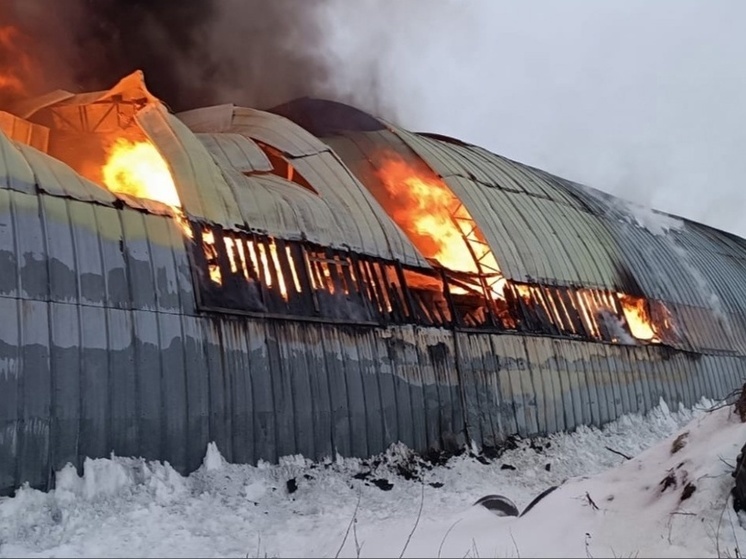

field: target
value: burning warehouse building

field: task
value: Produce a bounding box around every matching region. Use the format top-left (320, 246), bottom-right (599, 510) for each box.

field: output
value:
top-left (1, 71), bottom-right (744, 495)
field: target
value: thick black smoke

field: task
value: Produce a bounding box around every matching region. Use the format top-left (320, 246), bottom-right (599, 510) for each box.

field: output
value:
top-left (2, 0), bottom-right (337, 112)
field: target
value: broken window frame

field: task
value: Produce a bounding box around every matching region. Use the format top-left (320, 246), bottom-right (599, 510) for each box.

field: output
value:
top-left (186, 220), bottom-right (675, 346)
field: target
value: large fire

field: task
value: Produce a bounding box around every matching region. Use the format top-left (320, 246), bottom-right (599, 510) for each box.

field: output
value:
top-left (101, 137), bottom-right (193, 242)
top-left (617, 293), bottom-right (661, 342)
top-left (102, 138), bottom-right (180, 207)
top-left (375, 156), bottom-right (504, 296)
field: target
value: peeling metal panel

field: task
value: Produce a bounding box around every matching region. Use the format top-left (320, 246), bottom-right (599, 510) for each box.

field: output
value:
top-left (316, 146), bottom-right (436, 270)
top-left (290, 152), bottom-right (429, 268)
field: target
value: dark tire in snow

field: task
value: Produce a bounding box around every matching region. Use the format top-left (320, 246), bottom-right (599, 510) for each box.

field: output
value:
top-left (473, 494), bottom-right (519, 517)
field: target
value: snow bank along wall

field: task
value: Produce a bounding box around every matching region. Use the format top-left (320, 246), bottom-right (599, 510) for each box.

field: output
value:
top-left (1, 73), bottom-right (745, 495)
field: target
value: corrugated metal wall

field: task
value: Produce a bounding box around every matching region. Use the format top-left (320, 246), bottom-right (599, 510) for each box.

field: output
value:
top-left (1, 185), bottom-right (743, 496)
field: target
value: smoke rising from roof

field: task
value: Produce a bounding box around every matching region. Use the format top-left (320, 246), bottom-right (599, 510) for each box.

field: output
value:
top-left (0, 0), bottom-right (341, 111)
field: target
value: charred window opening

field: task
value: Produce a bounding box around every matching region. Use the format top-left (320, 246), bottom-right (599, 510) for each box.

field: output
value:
top-left (505, 283), bottom-right (676, 345)
top-left (251, 142), bottom-right (317, 194)
top-left (190, 223), bottom-right (451, 325)
top-left (188, 221), bottom-right (676, 345)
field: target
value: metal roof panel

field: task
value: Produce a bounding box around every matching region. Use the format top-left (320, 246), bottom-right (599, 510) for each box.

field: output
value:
top-left (231, 108), bottom-right (328, 157)
top-left (196, 133), bottom-right (272, 173)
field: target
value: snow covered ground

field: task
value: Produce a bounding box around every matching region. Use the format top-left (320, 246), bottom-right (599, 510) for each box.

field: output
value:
top-left (2, 397), bottom-right (745, 558)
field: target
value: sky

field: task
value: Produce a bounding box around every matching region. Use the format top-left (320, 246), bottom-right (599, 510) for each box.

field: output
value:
top-left (318, 1), bottom-right (746, 236)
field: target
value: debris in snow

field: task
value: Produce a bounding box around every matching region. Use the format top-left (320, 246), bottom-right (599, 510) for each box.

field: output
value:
top-left (681, 482), bottom-right (696, 501)
top-left (732, 441), bottom-right (746, 512)
top-left (519, 485), bottom-right (559, 517)
top-left (370, 478), bottom-right (394, 491)
top-left (671, 432), bottom-right (690, 454)
top-left (286, 478), bottom-right (298, 495)
top-left (584, 491), bottom-right (600, 511)
top-left (660, 469), bottom-right (678, 492)
top-left (736, 384), bottom-right (746, 422)
top-left (604, 446), bottom-right (632, 460)
top-left (473, 494), bottom-right (519, 517)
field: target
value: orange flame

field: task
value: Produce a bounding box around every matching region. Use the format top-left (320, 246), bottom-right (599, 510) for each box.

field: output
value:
top-left (375, 156), bottom-right (504, 298)
top-left (219, 234), bottom-right (299, 300)
top-left (102, 139), bottom-right (180, 207)
top-left (617, 293), bottom-right (661, 342)
top-left (376, 157), bottom-right (474, 272)
top-left (101, 138), bottom-right (193, 240)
